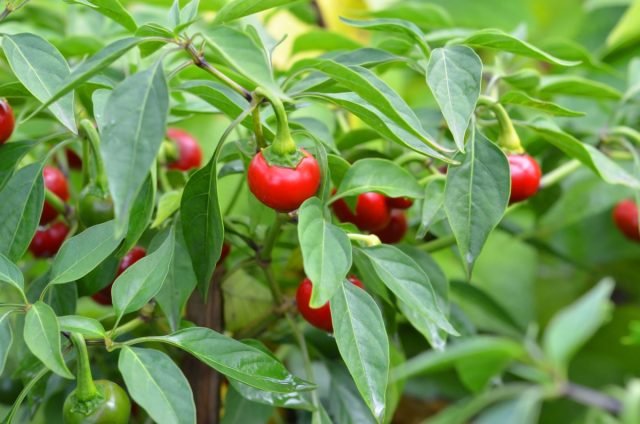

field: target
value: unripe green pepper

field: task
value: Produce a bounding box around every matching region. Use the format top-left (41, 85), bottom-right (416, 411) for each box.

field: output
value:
top-left (78, 186), bottom-right (114, 227)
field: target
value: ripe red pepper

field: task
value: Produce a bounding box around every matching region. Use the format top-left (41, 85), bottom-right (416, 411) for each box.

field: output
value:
top-left (296, 276), bottom-right (364, 332)
top-left (386, 197), bottom-right (413, 209)
top-left (613, 199), bottom-right (640, 242)
top-left (29, 222), bottom-right (70, 258)
top-left (41, 166), bottom-right (70, 225)
top-left (332, 192), bottom-right (391, 232)
top-left (373, 209), bottom-right (408, 244)
top-left (0, 99), bottom-right (15, 144)
top-left (508, 154), bottom-right (541, 203)
top-left (167, 128), bottom-right (203, 171)
top-left (92, 247), bottom-right (147, 305)
top-left (247, 149), bottom-right (321, 212)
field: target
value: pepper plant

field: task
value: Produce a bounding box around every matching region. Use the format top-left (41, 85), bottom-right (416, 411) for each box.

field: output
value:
top-left (1, 0), bottom-right (640, 423)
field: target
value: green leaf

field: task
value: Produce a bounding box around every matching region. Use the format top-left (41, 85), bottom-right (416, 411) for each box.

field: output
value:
top-left (155, 221), bottom-right (198, 332)
top-left (0, 312), bottom-right (13, 375)
top-left (521, 119), bottom-right (640, 189)
top-left (474, 388), bottom-right (542, 424)
top-left (0, 140), bottom-right (36, 193)
top-left (205, 26), bottom-right (283, 98)
top-left (58, 315), bottom-right (106, 339)
top-left (370, 2), bottom-right (452, 30)
top-left (100, 62), bottom-right (169, 236)
top-left (391, 336), bottom-right (523, 381)
top-left (539, 76), bottom-right (622, 99)
top-left (543, 278), bottom-right (614, 370)
top-left (112, 227), bottom-right (175, 320)
top-left (458, 29), bottom-right (580, 66)
top-left (119, 347), bottom-right (196, 424)
top-left (221, 384), bottom-right (274, 424)
top-left (340, 17), bottom-right (428, 54)
top-left (180, 149), bottom-right (224, 298)
top-left (302, 59), bottom-right (450, 154)
top-left (136, 24), bottom-right (175, 57)
top-left (34, 37), bottom-right (144, 115)
top-left (228, 379), bottom-right (314, 411)
top-left (144, 327), bottom-right (313, 393)
top-left (501, 69), bottom-right (540, 91)
top-left (24, 301), bottom-right (73, 379)
top-left (292, 30), bottom-right (363, 54)
top-left (499, 91), bottom-right (585, 117)
top-left (49, 221), bottom-right (123, 285)
top-left (336, 158), bottom-right (423, 199)
top-left (214, 0), bottom-right (302, 24)
top-left (606, 0), bottom-right (640, 53)
top-left (0, 162), bottom-right (44, 261)
top-left (2, 33), bottom-right (77, 133)
top-left (67, 0), bottom-right (137, 32)
top-left (331, 281), bottom-right (389, 422)
top-left (306, 92), bottom-right (451, 161)
top-left (327, 364), bottom-right (377, 424)
top-left (298, 198), bottom-right (352, 308)
top-left (417, 178), bottom-right (446, 238)
top-left (426, 46), bottom-right (482, 151)
top-left (0, 253), bottom-right (24, 295)
top-left (444, 131), bottom-right (510, 274)
top-left (354, 245), bottom-right (456, 340)
top-left (151, 190), bottom-right (182, 229)
top-left (121, 173), bottom-right (156, 254)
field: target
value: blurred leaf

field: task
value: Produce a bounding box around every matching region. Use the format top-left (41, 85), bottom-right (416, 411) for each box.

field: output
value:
top-left (49, 221), bottom-right (122, 286)
top-left (458, 29), bottom-right (580, 66)
top-left (543, 278), bottom-right (614, 370)
top-left (501, 69), bottom-right (541, 91)
top-left (136, 24), bottom-right (174, 57)
top-left (392, 336), bottom-right (523, 381)
top-left (298, 198), bottom-right (352, 308)
top-left (522, 119), bottom-right (640, 189)
top-left (0, 312), bottom-right (13, 375)
top-left (151, 190), bottom-right (182, 229)
top-left (340, 17), bottom-right (428, 54)
top-left (292, 30), bottom-right (363, 54)
top-left (474, 388), bottom-right (542, 424)
top-left (417, 178), bottom-right (446, 238)
top-left (0, 162), bottom-right (44, 261)
top-left (426, 45), bottom-right (482, 151)
top-left (0, 253), bottom-right (24, 295)
top-left (221, 384), bottom-right (274, 424)
top-left (500, 91), bottom-right (585, 117)
top-left (119, 347), bottom-right (196, 424)
top-left (58, 315), bottom-right (106, 339)
top-left (66, 0), bottom-right (137, 32)
top-left (143, 327), bottom-right (314, 393)
top-left (214, 0), bottom-right (302, 24)
top-left (606, 0), bottom-right (640, 53)
top-left (336, 158), bottom-right (423, 199)
top-left (370, 2), bottom-right (451, 30)
top-left (327, 364), bottom-right (377, 424)
top-left (2, 34), bottom-right (76, 133)
top-left (228, 379), bottom-right (314, 411)
top-left (622, 380), bottom-right (640, 424)
top-left (331, 281), bottom-right (389, 422)
top-left (101, 62), bottom-right (169, 236)
top-left (112, 227), bottom-right (175, 321)
top-left (444, 131), bottom-right (510, 274)
top-left (24, 301), bottom-right (73, 379)
top-left (539, 76), bottom-right (622, 99)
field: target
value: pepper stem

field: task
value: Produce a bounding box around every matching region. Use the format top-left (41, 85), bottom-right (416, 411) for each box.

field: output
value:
top-left (79, 119), bottom-right (108, 193)
top-left (70, 333), bottom-right (99, 402)
top-left (478, 96), bottom-right (524, 153)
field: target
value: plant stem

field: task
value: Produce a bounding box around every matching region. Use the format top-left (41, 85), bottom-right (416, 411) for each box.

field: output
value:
top-left (111, 317), bottom-right (145, 340)
top-left (540, 159), bottom-right (581, 188)
top-left (419, 234), bottom-right (456, 252)
top-left (610, 126), bottom-right (640, 147)
top-left (259, 213), bottom-right (288, 262)
top-left (45, 189), bottom-right (67, 216)
top-left (252, 103), bottom-right (266, 149)
top-left (563, 382), bottom-right (621, 414)
top-left (477, 96), bottom-right (523, 153)
top-left (70, 333), bottom-right (99, 401)
top-left (223, 177), bottom-right (245, 216)
top-left (80, 119), bottom-right (108, 192)
top-left (184, 42), bottom-right (251, 101)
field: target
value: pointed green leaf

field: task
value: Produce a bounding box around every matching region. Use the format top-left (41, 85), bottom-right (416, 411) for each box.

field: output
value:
top-left (67, 0), bottom-right (137, 32)
top-left (331, 281), bottom-right (389, 422)
top-left (112, 227), bottom-right (175, 320)
top-left (119, 347), bottom-right (196, 424)
top-left (2, 33), bottom-right (76, 132)
top-left (24, 301), bottom-right (73, 379)
top-left (499, 91), bottom-right (585, 117)
top-left (49, 221), bottom-right (123, 285)
top-left (336, 158), bottom-right (423, 199)
top-left (426, 46), bottom-right (482, 151)
top-left (0, 253), bottom-right (24, 295)
top-left (0, 162), bottom-right (44, 261)
top-left (539, 75), bottom-right (621, 99)
top-left (298, 198), bottom-right (352, 308)
top-left (100, 62), bottom-right (169, 235)
top-left (214, 0), bottom-right (302, 24)
top-left (444, 131), bottom-right (510, 274)
top-left (58, 315), bottom-right (106, 339)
